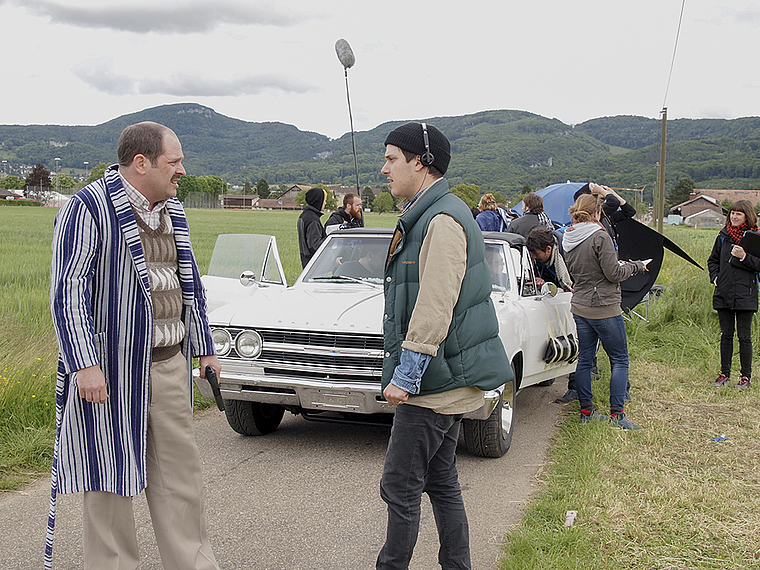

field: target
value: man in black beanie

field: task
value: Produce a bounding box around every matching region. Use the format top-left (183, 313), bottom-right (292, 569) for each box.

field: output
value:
top-left (297, 187), bottom-right (327, 268)
top-left (377, 122), bottom-right (510, 570)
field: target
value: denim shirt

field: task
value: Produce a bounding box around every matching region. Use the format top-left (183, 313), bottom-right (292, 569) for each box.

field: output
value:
top-left (390, 349), bottom-right (432, 394)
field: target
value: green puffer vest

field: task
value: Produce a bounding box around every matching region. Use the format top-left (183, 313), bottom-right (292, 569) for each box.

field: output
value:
top-left (382, 178), bottom-right (512, 395)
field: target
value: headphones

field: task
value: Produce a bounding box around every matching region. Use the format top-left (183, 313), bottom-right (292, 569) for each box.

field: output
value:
top-left (420, 122), bottom-right (435, 167)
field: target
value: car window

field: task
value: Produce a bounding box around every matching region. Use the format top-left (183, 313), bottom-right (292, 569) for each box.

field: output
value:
top-left (303, 235), bottom-right (390, 284)
top-left (518, 246), bottom-right (540, 297)
top-left (485, 244), bottom-right (510, 292)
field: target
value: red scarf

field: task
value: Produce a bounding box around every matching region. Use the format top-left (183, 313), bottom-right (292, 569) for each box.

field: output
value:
top-left (726, 221), bottom-right (758, 244)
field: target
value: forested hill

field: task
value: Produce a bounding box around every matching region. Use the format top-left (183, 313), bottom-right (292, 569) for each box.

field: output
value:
top-left (575, 115), bottom-right (760, 150)
top-left (1, 103), bottom-right (759, 201)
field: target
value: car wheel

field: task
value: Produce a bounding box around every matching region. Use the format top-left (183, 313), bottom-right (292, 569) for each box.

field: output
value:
top-left (463, 372), bottom-right (516, 458)
top-left (224, 400), bottom-right (285, 436)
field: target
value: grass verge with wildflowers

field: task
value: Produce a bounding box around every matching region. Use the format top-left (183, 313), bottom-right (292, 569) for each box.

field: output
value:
top-left (498, 225), bottom-right (760, 570)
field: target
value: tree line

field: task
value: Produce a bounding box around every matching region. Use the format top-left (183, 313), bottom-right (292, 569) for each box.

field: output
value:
top-left (4, 104), bottom-right (760, 208)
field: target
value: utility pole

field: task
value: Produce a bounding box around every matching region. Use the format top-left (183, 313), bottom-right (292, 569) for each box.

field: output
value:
top-left (654, 162), bottom-right (659, 223)
top-left (657, 107), bottom-right (667, 233)
top-left (55, 157), bottom-right (61, 194)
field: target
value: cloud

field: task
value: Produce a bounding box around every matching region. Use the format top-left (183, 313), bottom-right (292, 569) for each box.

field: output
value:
top-left (731, 9), bottom-right (760, 24)
top-left (139, 73), bottom-right (317, 97)
top-left (74, 59), bottom-right (317, 97)
top-left (708, 7), bottom-right (760, 25)
top-left (12, 0), bottom-right (319, 33)
top-left (72, 58), bottom-right (138, 95)
top-left (698, 106), bottom-right (733, 119)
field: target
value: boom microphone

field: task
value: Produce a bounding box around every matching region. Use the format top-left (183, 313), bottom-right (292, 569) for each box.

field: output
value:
top-left (335, 38), bottom-right (355, 69)
top-left (335, 38), bottom-right (360, 192)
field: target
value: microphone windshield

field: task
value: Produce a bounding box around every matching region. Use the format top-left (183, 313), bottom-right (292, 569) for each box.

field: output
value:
top-left (335, 39), bottom-right (355, 69)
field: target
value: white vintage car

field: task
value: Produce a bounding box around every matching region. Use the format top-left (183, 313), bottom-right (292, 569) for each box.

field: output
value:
top-left (197, 228), bottom-right (577, 458)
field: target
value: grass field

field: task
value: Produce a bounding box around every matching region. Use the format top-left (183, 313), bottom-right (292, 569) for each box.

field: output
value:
top-left (0, 207), bottom-right (398, 489)
top-left (1, 208), bottom-right (759, 568)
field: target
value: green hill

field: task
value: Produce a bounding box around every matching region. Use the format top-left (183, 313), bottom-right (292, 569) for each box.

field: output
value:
top-left (2, 103), bottom-right (759, 201)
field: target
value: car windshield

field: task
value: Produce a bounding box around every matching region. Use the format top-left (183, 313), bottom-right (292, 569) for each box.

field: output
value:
top-left (207, 234), bottom-right (284, 284)
top-left (485, 243), bottom-right (511, 293)
top-left (303, 235), bottom-right (389, 285)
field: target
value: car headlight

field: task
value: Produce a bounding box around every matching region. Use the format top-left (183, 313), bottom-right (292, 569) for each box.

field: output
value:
top-left (236, 330), bottom-right (263, 359)
top-left (212, 328), bottom-right (232, 356)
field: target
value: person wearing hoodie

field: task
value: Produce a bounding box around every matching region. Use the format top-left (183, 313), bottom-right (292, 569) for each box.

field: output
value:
top-left (567, 182), bottom-right (637, 403)
top-left (297, 187), bottom-right (327, 268)
top-left (562, 193), bottom-right (648, 430)
top-left (707, 199), bottom-right (760, 390)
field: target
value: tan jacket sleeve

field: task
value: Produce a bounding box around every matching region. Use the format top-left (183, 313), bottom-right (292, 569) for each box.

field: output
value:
top-left (401, 214), bottom-right (467, 356)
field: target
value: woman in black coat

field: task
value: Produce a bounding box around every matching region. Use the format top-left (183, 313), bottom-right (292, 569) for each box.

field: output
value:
top-left (707, 200), bottom-right (760, 390)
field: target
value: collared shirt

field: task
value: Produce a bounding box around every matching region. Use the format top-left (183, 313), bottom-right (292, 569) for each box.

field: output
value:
top-left (400, 184), bottom-right (430, 214)
top-left (390, 349), bottom-right (432, 394)
top-left (120, 173), bottom-right (171, 231)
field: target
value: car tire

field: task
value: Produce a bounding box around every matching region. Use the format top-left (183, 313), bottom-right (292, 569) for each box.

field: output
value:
top-left (224, 400), bottom-right (285, 436)
top-left (463, 372), bottom-right (516, 458)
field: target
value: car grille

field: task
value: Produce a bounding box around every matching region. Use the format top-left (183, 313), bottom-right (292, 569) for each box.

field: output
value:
top-left (224, 327), bottom-right (384, 382)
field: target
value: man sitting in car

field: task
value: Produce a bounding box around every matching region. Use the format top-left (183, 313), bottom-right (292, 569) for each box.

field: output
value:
top-left (333, 241), bottom-right (385, 279)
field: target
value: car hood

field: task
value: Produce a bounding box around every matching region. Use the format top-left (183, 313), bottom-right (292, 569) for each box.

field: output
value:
top-left (207, 283), bottom-right (385, 334)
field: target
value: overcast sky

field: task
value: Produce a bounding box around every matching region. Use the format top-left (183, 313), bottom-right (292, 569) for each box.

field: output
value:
top-left (1, 0), bottom-right (758, 139)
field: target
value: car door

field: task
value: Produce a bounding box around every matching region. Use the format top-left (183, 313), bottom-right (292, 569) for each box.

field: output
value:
top-left (494, 241), bottom-right (576, 387)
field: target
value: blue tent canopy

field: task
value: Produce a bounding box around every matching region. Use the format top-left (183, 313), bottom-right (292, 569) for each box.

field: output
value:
top-left (511, 182), bottom-right (585, 227)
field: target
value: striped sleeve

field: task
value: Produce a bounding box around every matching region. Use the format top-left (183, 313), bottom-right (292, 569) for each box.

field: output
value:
top-left (50, 195), bottom-right (101, 374)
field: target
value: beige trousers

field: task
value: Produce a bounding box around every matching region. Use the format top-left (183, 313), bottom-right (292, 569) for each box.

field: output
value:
top-left (83, 352), bottom-right (219, 570)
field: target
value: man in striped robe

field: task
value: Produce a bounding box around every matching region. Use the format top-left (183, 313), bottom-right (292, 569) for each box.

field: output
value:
top-left (48, 122), bottom-right (221, 570)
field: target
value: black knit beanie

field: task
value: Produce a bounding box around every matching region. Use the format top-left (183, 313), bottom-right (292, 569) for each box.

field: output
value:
top-left (305, 187), bottom-right (325, 210)
top-left (384, 122), bottom-right (451, 175)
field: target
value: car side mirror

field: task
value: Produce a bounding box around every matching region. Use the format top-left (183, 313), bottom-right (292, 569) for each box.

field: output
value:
top-left (540, 282), bottom-right (558, 298)
top-left (239, 270), bottom-right (257, 287)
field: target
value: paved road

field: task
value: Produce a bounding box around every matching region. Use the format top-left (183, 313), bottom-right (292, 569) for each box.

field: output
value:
top-left (0, 380), bottom-right (567, 570)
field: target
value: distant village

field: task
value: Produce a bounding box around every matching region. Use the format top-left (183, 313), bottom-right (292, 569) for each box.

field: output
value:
top-left (1, 164), bottom-right (757, 228)
top-left (668, 190), bottom-right (760, 227)
top-left (219, 183), bottom-right (381, 211)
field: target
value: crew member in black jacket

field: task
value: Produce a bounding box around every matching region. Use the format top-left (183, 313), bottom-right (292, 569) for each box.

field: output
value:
top-left (325, 192), bottom-right (363, 232)
top-left (574, 183), bottom-right (636, 245)
top-left (708, 199), bottom-right (760, 390)
top-left (297, 187), bottom-right (327, 268)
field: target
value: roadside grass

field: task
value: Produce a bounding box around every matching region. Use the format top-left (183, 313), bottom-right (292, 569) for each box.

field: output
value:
top-left (498, 225), bottom-right (760, 569)
top-left (0, 207), bottom-right (398, 488)
top-left (0, 208), bottom-right (58, 490)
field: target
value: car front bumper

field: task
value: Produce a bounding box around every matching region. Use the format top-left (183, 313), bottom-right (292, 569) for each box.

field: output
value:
top-left (193, 365), bottom-right (501, 421)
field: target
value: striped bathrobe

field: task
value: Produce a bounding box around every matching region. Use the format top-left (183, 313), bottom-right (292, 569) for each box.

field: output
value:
top-left (45, 165), bottom-right (214, 567)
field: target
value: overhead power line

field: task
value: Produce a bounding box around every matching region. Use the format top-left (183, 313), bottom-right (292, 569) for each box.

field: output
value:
top-left (663, 0), bottom-right (687, 109)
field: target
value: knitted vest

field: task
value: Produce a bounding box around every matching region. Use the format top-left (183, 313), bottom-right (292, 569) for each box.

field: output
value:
top-left (134, 209), bottom-right (185, 361)
top-left (382, 178), bottom-right (511, 395)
